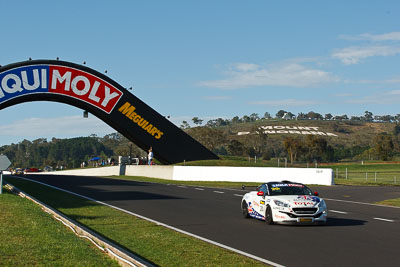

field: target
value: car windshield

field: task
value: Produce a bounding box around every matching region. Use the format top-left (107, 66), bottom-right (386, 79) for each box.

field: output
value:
top-left (268, 183), bottom-right (313, 196)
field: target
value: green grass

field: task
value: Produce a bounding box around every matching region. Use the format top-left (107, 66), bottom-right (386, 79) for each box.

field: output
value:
top-left (323, 162), bottom-right (400, 185)
top-left (374, 198), bottom-right (400, 207)
top-left (0, 188), bottom-right (119, 267)
top-left (321, 162), bottom-right (400, 171)
top-left (4, 177), bottom-right (268, 267)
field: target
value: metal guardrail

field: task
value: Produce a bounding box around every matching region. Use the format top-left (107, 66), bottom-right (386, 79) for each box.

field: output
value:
top-left (4, 181), bottom-right (153, 267)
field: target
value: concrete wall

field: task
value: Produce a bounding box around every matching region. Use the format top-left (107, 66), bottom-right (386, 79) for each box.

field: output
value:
top-left (125, 165), bottom-right (334, 185)
top-left (125, 165), bottom-right (174, 180)
top-left (38, 165), bottom-right (334, 185)
top-left (172, 166), bottom-right (334, 185)
top-left (42, 166), bottom-right (121, 176)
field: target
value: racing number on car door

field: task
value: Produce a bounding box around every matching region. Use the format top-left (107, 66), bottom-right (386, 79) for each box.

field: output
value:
top-left (260, 199), bottom-right (265, 213)
top-left (255, 184), bottom-right (268, 214)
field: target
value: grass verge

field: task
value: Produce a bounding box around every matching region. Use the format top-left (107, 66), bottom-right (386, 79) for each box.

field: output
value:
top-left (0, 187), bottom-right (119, 266)
top-left (333, 179), bottom-right (398, 186)
top-left (4, 177), bottom-right (268, 267)
top-left (374, 198), bottom-right (400, 207)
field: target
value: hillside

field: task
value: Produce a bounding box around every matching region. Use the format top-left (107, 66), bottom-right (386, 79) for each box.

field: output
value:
top-left (186, 119), bottom-right (399, 162)
top-left (226, 119), bottom-right (395, 147)
top-left (1, 119), bottom-right (398, 169)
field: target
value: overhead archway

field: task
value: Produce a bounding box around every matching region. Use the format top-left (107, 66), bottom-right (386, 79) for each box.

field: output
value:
top-left (0, 60), bottom-right (218, 164)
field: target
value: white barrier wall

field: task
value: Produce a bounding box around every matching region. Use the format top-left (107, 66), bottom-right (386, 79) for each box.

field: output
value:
top-left (126, 166), bottom-right (334, 186)
top-left (125, 165), bottom-right (174, 180)
top-left (172, 166), bottom-right (334, 185)
top-left (38, 165), bottom-right (334, 185)
top-left (39, 166), bottom-right (121, 176)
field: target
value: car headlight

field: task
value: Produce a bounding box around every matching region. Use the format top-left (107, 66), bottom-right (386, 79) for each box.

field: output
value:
top-left (318, 200), bottom-right (327, 209)
top-left (273, 200), bottom-right (290, 208)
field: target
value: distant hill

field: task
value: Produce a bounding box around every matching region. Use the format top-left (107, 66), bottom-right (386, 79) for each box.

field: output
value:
top-left (186, 119), bottom-right (399, 161)
top-left (225, 119), bottom-right (395, 147)
top-left (2, 120), bottom-right (397, 168)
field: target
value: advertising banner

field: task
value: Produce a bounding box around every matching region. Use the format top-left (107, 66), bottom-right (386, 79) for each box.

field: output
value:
top-left (0, 60), bottom-right (218, 164)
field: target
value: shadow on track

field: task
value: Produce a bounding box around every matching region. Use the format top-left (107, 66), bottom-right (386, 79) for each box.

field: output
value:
top-left (6, 175), bottom-right (185, 210)
top-left (325, 217), bottom-right (367, 226)
top-left (275, 217), bottom-right (367, 227)
top-left (28, 174), bottom-right (152, 187)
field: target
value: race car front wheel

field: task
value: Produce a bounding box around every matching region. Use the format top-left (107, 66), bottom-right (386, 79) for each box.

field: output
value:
top-left (265, 206), bottom-right (274, 225)
top-left (242, 201), bottom-right (250, 218)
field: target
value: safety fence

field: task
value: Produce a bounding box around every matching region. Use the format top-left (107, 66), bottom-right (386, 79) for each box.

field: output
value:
top-left (334, 168), bottom-right (400, 184)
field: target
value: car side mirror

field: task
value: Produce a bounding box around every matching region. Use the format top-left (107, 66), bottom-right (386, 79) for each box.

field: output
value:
top-left (257, 191), bottom-right (265, 197)
top-left (314, 191), bottom-right (319, 196)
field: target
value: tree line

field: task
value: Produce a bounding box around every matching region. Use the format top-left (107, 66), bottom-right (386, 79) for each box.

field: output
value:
top-left (181, 110), bottom-right (400, 129)
top-left (0, 133), bottom-right (147, 169)
top-left (1, 120), bottom-right (399, 169)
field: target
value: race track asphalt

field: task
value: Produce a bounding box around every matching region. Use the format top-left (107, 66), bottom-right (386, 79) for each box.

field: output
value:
top-left (14, 175), bottom-right (400, 267)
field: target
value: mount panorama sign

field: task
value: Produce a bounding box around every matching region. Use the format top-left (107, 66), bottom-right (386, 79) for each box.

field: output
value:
top-left (237, 125), bottom-right (339, 137)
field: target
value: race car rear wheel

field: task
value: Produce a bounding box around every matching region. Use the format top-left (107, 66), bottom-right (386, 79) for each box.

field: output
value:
top-left (265, 205), bottom-right (274, 225)
top-left (242, 201), bottom-right (250, 218)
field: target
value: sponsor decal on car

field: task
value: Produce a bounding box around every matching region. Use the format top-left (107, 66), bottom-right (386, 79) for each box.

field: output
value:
top-left (274, 214), bottom-right (286, 219)
top-left (296, 195), bottom-right (320, 203)
top-left (293, 202), bottom-right (316, 206)
top-left (271, 183), bottom-right (304, 187)
top-left (246, 201), bottom-right (265, 220)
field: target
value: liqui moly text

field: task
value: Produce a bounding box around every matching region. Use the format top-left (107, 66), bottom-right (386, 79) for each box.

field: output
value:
top-left (0, 65), bottom-right (123, 113)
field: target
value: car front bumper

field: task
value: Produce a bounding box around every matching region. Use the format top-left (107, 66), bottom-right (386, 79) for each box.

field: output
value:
top-left (273, 209), bottom-right (328, 225)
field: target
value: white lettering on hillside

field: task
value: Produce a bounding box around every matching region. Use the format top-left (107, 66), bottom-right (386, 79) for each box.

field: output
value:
top-left (238, 126), bottom-right (338, 137)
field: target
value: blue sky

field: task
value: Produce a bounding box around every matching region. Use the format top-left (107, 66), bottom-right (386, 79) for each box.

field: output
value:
top-left (1, 1), bottom-right (400, 146)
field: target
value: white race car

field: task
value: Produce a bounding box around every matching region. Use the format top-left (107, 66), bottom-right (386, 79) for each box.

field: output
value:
top-left (241, 181), bottom-right (327, 225)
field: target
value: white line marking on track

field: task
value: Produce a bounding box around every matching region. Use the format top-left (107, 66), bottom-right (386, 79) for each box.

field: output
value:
top-left (324, 198), bottom-right (400, 209)
top-left (234, 194), bottom-right (243, 197)
top-left (373, 217), bottom-right (395, 222)
top-left (177, 186), bottom-right (187, 188)
top-left (329, 210), bottom-right (348, 214)
top-left (195, 188), bottom-right (204, 191)
top-left (13, 177), bottom-right (284, 267)
top-left (213, 191), bottom-right (225, 194)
